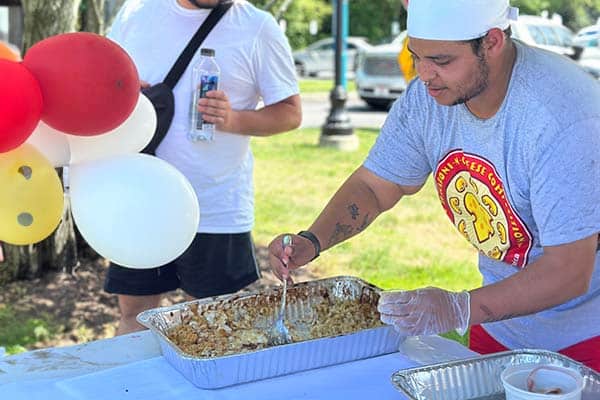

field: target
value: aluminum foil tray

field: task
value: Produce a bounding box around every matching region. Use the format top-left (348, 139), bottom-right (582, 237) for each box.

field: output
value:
top-left (391, 349), bottom-right (600, 400)
top-left (137, 276), bottom-right (402, 389)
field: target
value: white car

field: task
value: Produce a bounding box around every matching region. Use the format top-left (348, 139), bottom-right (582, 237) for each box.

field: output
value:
top-left (574, 24), bottom-right (600, 80)
top-left (574, 24), bottom-right (599, 48)
top-left (354, 32), bottom-right (408, 109)
top-left (293, 36), bottom-right (372, 77)
top-left (510, 15), bottom-right (579, 59)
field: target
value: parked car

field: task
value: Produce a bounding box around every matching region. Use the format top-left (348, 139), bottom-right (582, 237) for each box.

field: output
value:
top-left (293, 36), bottom-right (372, 77)
top-left (354, 32), bottom-right (408, 109)
top-left (574, 24), bottom-right (599, 48)
top-left (574, 24), bottom-right (600, 80)
top-left (510, 15), bottom-right (580, 60)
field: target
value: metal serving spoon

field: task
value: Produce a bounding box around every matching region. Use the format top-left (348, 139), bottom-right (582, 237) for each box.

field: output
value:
top-left (267, 234), bottom-right (293, 346)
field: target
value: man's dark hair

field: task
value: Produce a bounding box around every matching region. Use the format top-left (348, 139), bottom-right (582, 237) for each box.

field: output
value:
top-left (467, 26), bottom-right (512, 55)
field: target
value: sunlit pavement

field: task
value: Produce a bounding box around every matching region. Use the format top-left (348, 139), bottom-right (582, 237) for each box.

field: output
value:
top-left (300, 90), bottom-right (390, 130)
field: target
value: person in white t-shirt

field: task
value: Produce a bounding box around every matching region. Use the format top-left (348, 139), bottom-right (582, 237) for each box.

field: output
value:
top-left (269, 0), bottom-right (600, 371)
top-left (105, 0), bottom-right (301, 335)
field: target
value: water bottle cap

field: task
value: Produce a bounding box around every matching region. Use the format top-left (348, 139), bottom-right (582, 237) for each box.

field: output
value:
top-left (200, 48), bottom-right (215, 57)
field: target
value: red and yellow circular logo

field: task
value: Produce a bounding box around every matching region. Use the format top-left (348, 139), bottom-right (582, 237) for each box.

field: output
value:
top-left (435, 150), bottom-right (532, 267)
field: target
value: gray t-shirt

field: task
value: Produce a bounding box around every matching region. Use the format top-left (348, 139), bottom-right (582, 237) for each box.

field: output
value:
top-left (364, 41), bottom-right (600, 350)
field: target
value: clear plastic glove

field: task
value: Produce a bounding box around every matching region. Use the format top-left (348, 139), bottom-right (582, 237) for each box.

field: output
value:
top-left (377, 287), bottom-right (471, 336)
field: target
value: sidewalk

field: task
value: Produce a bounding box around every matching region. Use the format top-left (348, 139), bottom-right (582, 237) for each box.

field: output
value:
top-left (300, 90), bottom-right (388, 130)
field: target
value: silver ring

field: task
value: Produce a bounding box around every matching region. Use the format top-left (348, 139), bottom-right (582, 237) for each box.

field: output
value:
top-left (282, 234), bottom-right (292, 248)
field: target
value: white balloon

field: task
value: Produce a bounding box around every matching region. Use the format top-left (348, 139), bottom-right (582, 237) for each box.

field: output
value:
top-left (70, 154), bottom-right (199, 269)
top-left (68, 94), bottom-right (157, 164)
top-left (26, 122), bottom-right (71, 167)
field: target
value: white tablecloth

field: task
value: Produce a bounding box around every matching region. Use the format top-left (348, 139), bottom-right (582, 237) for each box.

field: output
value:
top-left (0, 331), bottom-right (477, 400)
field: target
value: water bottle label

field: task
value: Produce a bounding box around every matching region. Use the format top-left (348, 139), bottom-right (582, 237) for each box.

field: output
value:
top-left (200, 75), bottom-right (219, 99)
top-left (189, 74), bottom-right (219, 142)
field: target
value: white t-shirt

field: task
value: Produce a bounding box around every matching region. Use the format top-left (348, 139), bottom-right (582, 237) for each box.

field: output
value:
top-left (108, 0), bottom-right (299, 233)
top-left (365, 41), bottom-right (600, 351)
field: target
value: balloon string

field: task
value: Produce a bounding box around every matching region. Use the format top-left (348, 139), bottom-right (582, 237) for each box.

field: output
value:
top-left (62, 166), bottom-right (70, 196)
top-left (62, 166), bottom-right (74, 224)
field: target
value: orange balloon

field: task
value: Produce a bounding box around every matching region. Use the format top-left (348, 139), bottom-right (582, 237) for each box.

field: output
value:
top-left (0, 41), bottom-right (20, 62)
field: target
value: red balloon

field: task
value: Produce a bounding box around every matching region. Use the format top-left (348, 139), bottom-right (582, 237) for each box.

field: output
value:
top-left (0, 60), bottom-right (43, 153)
top-left (23, 32), bottom-right (139, 136)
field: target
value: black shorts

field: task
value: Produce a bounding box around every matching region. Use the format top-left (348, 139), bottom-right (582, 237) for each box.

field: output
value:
top-left (104, 232), bottom-right (260, 298)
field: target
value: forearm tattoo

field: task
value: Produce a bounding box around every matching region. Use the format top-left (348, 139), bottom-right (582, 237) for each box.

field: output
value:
top-left (328, 204), bottom-right (372, 246)
top-left (328, 223), bottom-right (353, 246)
top-left (348, 203), bottom-right (359, 220)
top-left (357, 213), bottom-right (370, 232)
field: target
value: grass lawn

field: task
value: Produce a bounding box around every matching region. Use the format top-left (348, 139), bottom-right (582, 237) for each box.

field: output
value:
top-left (299, 79), bottom-right (356, 94)
top-left (0, 306), bottom-right (57, 354)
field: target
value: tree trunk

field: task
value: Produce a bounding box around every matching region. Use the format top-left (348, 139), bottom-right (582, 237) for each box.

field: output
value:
top-left (104, 0), bottom-right (126, 29)
top-left (21, 0), bottom-right (82, 51)
top-left (82, 0), bottom-right (105, 35)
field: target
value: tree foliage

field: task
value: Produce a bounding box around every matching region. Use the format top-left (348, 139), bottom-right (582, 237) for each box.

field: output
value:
top-left (253, 0), bottom-right (331, 49)
top-left (348, 0), bottom-right (404, 44)
top-left (253, 0), bottom-right (405, 49)
top-left (275, 0), bottom-right (331, 49)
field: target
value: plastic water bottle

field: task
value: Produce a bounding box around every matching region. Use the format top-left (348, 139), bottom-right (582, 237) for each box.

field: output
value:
top-left (189, 48), bottom-right (220, 142)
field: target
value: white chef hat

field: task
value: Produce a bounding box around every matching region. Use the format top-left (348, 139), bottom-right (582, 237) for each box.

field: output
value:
top-left (408, 0), bottom-right (519, 41)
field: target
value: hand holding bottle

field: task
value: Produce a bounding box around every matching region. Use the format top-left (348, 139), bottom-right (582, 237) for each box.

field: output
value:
top-left (197, 90), bottom-right (233, 131)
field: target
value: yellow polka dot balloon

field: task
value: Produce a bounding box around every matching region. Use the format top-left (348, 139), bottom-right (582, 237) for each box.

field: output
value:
top-left (0, 144), bottom-right (64, 245)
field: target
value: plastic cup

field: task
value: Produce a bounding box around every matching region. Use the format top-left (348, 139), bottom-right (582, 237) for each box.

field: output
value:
top-left (501, 364), bottom-right (584, 400)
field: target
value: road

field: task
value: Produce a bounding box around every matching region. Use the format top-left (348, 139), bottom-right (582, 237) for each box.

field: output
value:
top-left (300, 91), bottom-right (390, 130)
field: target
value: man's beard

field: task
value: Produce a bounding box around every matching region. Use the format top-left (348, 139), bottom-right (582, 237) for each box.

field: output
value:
top-left (188, 0), bottom-right (219, 9)
top-left (452, 53), bottom-right (489, 106)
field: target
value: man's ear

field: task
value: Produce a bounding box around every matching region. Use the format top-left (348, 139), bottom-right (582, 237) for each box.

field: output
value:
top-left (483, 28), bottom-right (507, 55)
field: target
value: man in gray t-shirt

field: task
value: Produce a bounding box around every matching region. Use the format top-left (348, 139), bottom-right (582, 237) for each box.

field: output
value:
top-left (269, 0), bottom-right (600, 371)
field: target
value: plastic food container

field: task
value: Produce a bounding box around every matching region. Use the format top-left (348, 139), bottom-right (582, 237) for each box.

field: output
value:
top-left (391, 349), bottom-right (599, 400)
top-left (501, 364), bottom-right (584, 400)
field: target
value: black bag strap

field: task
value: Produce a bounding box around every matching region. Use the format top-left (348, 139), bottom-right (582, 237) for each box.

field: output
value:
top-left (163, 1), bottom-right (233, 89)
